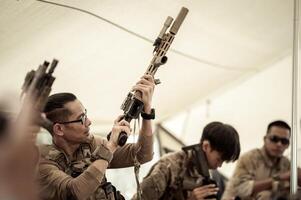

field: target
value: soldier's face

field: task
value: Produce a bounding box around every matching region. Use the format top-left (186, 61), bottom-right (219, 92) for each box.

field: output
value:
top-left (202, 141), bottom-right (224, 169)
top-left (264, 126), bottom-right (290, 158)
top-left (60, 100), bottom-right (92, 143)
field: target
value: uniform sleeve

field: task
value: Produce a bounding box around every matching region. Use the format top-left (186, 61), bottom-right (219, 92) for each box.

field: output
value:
top-left (132, 159), bottom-right (171, 200)
top-left (109, 133), bottom-right (153, 168)
top-left (228, 153), bottom-right (256, 198)
top-left (38, 159), bottom-right (105, 200)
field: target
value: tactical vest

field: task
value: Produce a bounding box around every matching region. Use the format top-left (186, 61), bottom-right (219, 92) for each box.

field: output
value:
top-left (159, 176), bottom-right (187, 200)
top-left (157, 152), bottom-right (188, 200)
top-left (41, 143), bottom-right (125, 200)
top-left (159, 152), bottom-right (205, 200)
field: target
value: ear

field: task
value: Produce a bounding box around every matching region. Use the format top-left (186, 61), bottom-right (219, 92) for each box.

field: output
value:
top-left (202, 140), bottom-right (210, 152)
top-left (53, 123), bottom-right (64, 136)
top-left (263, 135), bottom-right (267, 144)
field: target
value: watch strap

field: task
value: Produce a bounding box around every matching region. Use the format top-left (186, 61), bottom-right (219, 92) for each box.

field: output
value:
top-left (141, 108), bottom-right (155, 120)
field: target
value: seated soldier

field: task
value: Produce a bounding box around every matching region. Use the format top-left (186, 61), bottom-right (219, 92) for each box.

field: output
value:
top-left (132, 121), bottom-right (241, 200)
top-left (222, 120), bottom-right (301, 200)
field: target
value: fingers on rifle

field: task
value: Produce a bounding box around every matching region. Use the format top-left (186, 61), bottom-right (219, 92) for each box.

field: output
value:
top-left (136, 79), bottom-right (150, 86)
top-left (118, 119), bottom-right (130, 128)
top-left (138, 77), bottom-right (156, 90)
top-left (118, 126), bottom-right (131, 136)
top-left (132, 84), bottom-right (153, 95)
top-left (114, 115), bottom-right (124, 124)
top-left (141, 74), bottom-right (154, 82)
top-left (112, 125), bottom-right (130, 136)
top-left (135, 75), bottom-right (155, 90)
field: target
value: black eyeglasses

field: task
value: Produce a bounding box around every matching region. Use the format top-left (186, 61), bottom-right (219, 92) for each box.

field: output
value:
top-left (268, 135), bottom-right (290, 145)
top-left (57, 109), bottom-right (87, 125)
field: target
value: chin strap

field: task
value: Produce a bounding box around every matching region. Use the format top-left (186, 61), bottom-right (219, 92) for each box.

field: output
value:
top-left (133, 117), bottom-right (142, 200)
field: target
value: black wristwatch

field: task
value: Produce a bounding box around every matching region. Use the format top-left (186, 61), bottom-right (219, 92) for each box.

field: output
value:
top-left (141, 108), bottom-right (155, 120)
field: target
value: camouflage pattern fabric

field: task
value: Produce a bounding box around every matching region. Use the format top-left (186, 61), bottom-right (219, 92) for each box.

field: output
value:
top-left (222, 148), bottom-right (290, 200)
top-left (132, 151), bottom-right (206, 200)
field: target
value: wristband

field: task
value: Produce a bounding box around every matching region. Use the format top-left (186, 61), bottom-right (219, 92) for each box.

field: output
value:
top-left (141, 108), bottom-right (155, 120)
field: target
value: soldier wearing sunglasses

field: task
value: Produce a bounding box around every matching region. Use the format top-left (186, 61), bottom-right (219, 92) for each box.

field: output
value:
top-left (37, 75), bottom-right (156, 200)
top-left (222, 120), bottom-right (301, 200)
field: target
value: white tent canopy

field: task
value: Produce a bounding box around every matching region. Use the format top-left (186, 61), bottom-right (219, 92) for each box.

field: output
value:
top-left (2, 1), bottom-right (300, 198)
top-left (163, 54), bottom-right (301, 177)
top-left (0, 0), bottom-right (295, 126)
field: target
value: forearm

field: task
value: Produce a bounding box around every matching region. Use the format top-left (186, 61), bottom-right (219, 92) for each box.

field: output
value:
top-left (40, 158), bottom-right (109, 200)
top-left (231, 178), bottom-right (254, 198)
top-left (233, 178), bottom-right (273, 197)
top-left (90, 159), bottom-right (109, 176)
top-left (133, 104), bottom-right (154, 163)
top-left (252, 178), bottom-right (273, 195)
top-left (135, 119), bottom-right (153, 163)
top-left (140, 104), bottom-right (153, 137)
top-left (140, 119), bottom-right (152, 136)
top-left (65, 140), bottom-right (116, 199)
top-left (67, 160), bottom-right (109, 199)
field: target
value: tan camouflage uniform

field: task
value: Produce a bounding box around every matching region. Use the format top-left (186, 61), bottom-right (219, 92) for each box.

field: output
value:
top-left (132, 151), bottom-right (206, 200)
top-left (222, 147), bottom-right (290, 200)
top-left (38, 134), bottom-right (153, 200)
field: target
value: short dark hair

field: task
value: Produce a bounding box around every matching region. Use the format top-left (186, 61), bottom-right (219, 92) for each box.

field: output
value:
top-left (200, 121), bottom-right (240, 162)
top-left (266, 120), bottom-right (291, 134)
top-left (44, 93), bottom-right (77, 123)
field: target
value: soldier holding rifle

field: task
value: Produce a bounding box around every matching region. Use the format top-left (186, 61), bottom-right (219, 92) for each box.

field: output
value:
top-left (27, 4), bottom-right (192, 199)
top-left (36, 6), bottom-right (189, 200)
top-left (37, 74), bottom-right (155, 200)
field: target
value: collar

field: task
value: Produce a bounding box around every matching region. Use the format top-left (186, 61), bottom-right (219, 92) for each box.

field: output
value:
top-left (186, 151), bottom-right (206, 178)
top-left (259, 147), bottom-right (282, 169)
top-left (52, 140), bottom-right (92, 164)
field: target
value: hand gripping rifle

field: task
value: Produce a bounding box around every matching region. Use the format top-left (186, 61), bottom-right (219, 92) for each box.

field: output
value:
top-left (20, 59), bottom-right (58, 133)
top-left (107, 7), bottom-right (189, 146)
top-left (182, 144), bottom-right (218, 199)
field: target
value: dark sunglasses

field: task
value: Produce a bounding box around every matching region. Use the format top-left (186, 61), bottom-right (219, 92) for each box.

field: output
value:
top-left (268, 135), bottom-right (290, 145)
top-left (57, 109), bottom-right (87, 125)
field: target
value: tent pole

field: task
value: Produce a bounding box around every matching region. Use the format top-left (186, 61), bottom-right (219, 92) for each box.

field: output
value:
top-left (291, 0), bottom-right (299, 195)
